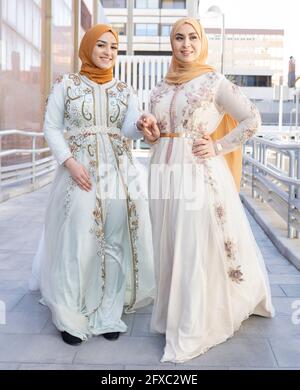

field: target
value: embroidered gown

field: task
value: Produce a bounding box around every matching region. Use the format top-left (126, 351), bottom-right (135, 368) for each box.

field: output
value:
top-left (149, 72), bottom-right (274, 363)
top-left (30, 73), bottom-right (155, 340)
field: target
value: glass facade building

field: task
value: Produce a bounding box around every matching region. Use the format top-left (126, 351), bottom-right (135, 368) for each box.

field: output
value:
top-left (0, 0), bottom-right (96, 163)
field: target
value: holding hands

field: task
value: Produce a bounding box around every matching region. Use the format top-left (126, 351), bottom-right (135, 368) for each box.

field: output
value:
top-left (137, 113), bottom-right (160, 144)
top-left (192, 133), bottom-right (216, 159)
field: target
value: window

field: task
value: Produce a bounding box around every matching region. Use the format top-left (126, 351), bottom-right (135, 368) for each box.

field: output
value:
top-left (227, 75), bottom-right (272, 87)
top-left (135, 24), bottom-right (158, 36)
top-left (112, 23), bottom-right (126, 36)
top-left (161, 24), bottom-right (172, 36)
top-left (135, 0), bottom-right (159, 7)
top-left (7, 0), bottom-right (17, 26)
top-left (102, 0), bottom-right (127, 7)
top-left (161, 0), bottom-right (186, 9)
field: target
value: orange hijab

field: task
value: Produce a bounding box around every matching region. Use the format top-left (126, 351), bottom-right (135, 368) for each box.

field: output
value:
top-left (165, 18), bottom-right (242, 190)
top-left (79, 24), bottom-right (118, 84)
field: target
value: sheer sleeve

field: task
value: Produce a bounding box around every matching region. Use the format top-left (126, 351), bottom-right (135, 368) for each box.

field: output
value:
top-left (43, 78), bottom-right (72, 165)
top-left (213, 77), bottom-right (261, 155)
top-left (121, 90), bottom-right (143, 140)
top-left (143, 88), bottom-right (160, 146)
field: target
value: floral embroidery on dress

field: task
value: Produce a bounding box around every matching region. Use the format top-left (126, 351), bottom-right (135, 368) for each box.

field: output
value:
top-left (125, 195), bottom-right (140, 312)
top-left (228, 266), bottom-right (244, 284)
top-left (150, 81), bottom-right (172, 110)
top-left (64, 75), bottom-right (94, 129)
top-left (106, 83), bottom-right (130, 129)
top-left (157, 118), bottom-right (168, 132)
top-left (109, 134), bottom-right (133, 165)
top-left (68, 73), bottom-right (81, 86)
top-left (204, 160), bottom-right (244, 283)
top-left (224, 239), bottom-right (237, 261)
top-left (64, 176), bottom-right (77, 217)
top-left (235, 127), bottom-right (257, 144)
top-left (90, 197), bottom-right (106, 301)
top-left (55, 74), bottom-right (63, 84)
top-left (182, 73), bottom-right (219, 138)
top-left (214, 203), bottom-right (226, 226)
top-left (215, 80), bottom-right (261, 152)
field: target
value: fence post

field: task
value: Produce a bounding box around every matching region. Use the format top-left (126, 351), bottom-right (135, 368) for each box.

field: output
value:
top-left (252, 139), bottom-right (257, 199)
top-left (288, 151), bottom-right (296, 238)
top-left (32, 136), bottom-right (36, 186)
top-left (0, 135), bottom-right (2, 192)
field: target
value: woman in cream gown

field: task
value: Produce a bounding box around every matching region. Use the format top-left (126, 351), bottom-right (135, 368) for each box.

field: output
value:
top-left (30, 25), bottom-right (154, 344)
top-left (143, 18), bottom-right (274, 363)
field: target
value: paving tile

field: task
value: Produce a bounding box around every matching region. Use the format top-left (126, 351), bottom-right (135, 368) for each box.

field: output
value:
top-left (0, 363), bottom-right (20, 370)
top-left (264, 255), bottom-right (290, 266)
top-left (0, 280), bottom-right (29, 294)
top-left (0, 310), bottom-right (50, 334)
top-left (269, 275), bottom-right (300, 285)
top-left (267, 264), bottom-right (300, 275)
top-left (272, 297), bottom-right (300, 315)
top-left (271, 285), bottom-right (286, 297)
top-left (280, 285), bottom-right (300, 297)
top-left (0, 292), bottom-right (26, 311)
top-left (74, 335), bottom-right (167, 366)
top-left (122, 313), bottom-right (135, 335)
top-left (11, 293), bottom-right (48, 313)
top-left (178, 338), bottom-right (277, 368)
top-left (0, 334), bottom-right (77, 364)
top-left (131, 314), bottom-right (155, 337)
top-left (269, 337), bottom-right (300, 367)
top-left (235, 314), bottom-right (300, 338)
top-left (18, 363), bottom-right (124, 370)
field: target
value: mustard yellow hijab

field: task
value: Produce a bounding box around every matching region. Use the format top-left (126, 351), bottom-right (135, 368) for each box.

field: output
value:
top-left (165, 18), bottom-right (242, 190)
top-left (79, 24), bottom-right (118, 84)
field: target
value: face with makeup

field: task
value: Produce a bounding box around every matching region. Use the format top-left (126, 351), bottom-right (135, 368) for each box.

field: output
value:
top-left (172, 23), bottom-right (202, 63)
top-left (91, 31), bottom-right (118, 69)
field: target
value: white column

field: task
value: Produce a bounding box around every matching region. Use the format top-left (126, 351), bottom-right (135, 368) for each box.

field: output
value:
top-left (127, 0), bottom-right (134, 56)
top-left (187, 0), bottom-right (200, 17)
top-left (278, 85), bottom-right (283, 132)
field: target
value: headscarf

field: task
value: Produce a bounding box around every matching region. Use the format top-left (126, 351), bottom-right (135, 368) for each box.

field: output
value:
top-left (165, 18), bottom-right (242, 190)
top-left (79, 24), bottom-right (118, 84)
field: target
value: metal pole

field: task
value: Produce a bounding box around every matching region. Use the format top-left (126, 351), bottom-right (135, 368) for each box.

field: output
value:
top-left (296, 88), bottom-right (299, 130)
top-left (221, 13), bottom-right (225, 74)
top-left (297, 150), bottom-right (300, 238)
top-left (93, 0), bottom-right (99, 25)
top-left (288, 151), bottom-right (296, 238)
top-left (252, 140), bottom-right (257, 199)
top-left (0, 136), bottom-right (2, 192)
top-left (278, 84), bottom-right (283, 132)
top-left (32, 137), bottom-right (36, 186)
top-left (127, 0), bottom-right (134, 56)
top-left (72, 0), bottom-right (81, 73)
top-left (41, 0), bottom-right (52, 105)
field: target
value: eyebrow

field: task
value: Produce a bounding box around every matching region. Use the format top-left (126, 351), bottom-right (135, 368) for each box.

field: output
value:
top-left (175, 33), bottom-right (198, 37)
top-left (96, 39), bottom-right (118, 45)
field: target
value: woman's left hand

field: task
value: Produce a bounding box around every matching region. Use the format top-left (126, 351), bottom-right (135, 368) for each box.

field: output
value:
top-left (192, 133), bottom-right (216, 159)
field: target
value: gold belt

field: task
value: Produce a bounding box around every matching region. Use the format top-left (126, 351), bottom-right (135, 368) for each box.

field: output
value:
top-left (160, 132), bottom-right (188, 138)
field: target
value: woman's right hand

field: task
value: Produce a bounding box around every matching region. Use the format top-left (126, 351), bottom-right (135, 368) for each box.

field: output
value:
top-left (64, 157), bottom-right (92, 192)
top-left (137, 113), bottom-right (160, 143)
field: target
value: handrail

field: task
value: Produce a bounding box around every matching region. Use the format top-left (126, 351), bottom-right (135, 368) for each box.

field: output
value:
top-left (242, 136), bottom-right (300, 238)
top-left (0, 130), bottom-right (55, 200)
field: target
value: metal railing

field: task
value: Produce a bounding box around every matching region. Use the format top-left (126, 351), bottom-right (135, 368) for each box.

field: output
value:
top-left (0, 130), bottom-right (56, 201)
top-left (114, 55), bottom-right (172, 110)
top-left (242, 136), bottom-right (300, 238)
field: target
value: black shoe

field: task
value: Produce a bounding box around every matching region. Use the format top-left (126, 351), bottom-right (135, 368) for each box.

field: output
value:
top-left (102, 332), bottom-right (120, 340)
top-left (61, 331), bottom-right (82, 346)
